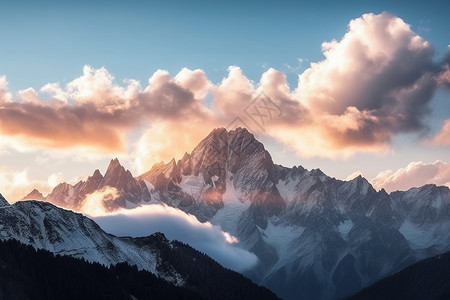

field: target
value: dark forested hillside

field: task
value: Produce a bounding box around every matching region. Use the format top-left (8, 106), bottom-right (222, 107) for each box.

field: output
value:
top-left (0, 238), bottom-right (201, 300)
top-left (346, 250), bottom-right (450, 300)
top-left (129, 233), bottom-right (279, 300)
top-left (0, 237), bottom-right (279, 300)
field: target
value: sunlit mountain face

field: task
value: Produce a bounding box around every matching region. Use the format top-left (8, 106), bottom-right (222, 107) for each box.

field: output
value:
top-left (1, 1), bottom-right (450, 299)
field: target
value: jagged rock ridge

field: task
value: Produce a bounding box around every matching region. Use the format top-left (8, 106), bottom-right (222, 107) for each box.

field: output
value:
top-left (37, 158), bottom-right (150, 211)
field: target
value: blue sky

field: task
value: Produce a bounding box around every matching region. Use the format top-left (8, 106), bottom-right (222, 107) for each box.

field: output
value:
top-left (2, 0), bottom-right (449, 90)
top-left (0, 0), bottom-right (450, 201)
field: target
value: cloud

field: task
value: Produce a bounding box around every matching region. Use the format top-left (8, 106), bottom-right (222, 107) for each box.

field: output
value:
top-left (1, 12), bottom-right (449, 162)
top-left (0, 76), bottom-right (12, 104)
top-left (431, 119), bottom-right (450, 146)
top-left (371, 161), bottom-right (450, 192)
top-left (79, 186), bottom-right (120, 216)
top-left (437, 64), bottom-right (450, 87)
top-left (0, 166), bottom-right (64, 202)
top-left (133, 120), bottom-right (215, 174)
top-left (212, 66), bottom-right (255, 119)
top-left (92, 204), bottom-right (259, 272)
top-left (272, 12), bottom-right (440, 157)
top-left (0, 66), bottom-right (210, 154)
top-left (346, 171), bottom-right (363, 181)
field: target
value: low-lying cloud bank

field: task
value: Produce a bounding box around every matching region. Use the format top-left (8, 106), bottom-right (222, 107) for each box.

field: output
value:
top-left (1, 12), bottom-right (449, 172)
top-left (92, 204), bottom-right (259, 272)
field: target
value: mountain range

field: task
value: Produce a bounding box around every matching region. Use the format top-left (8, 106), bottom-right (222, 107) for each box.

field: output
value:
top-left (18, 127), bottom-right (450, 299)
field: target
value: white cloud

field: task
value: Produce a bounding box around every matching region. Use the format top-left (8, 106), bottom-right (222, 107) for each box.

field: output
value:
top-left (40, 82), bottom-right (68, 103)
top-left (279, 12), bottom-right (437, 157)
top-left (0, 75), bottom-right (12, 104)
top-left (371, 160), bottom-right (450, 192)
top-left (79, 186), bottom-right (120, 216)
top-left (0, 166), bottom-right (64, 202)
top-left (345, 171), bottom-right (363, 181)
top-left (92, 204), bottom-right (259, 272)
top-left (212, 66), bottom-right (254, 119)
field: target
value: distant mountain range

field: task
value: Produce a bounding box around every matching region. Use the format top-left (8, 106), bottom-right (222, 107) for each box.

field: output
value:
top-left (18, 128), bottom-right (450, 299)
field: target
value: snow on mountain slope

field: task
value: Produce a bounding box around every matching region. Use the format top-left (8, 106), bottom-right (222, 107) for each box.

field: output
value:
top-left (392, 184), bottom-right (450, 253)
top-left (210, 174), bottom-right (251, 234)
top-left (0, 199), bottom-right (193, 284)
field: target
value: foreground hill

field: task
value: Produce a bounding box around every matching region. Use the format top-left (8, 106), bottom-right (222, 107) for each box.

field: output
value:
top-left (0, 194), bottom-right (279, 300)
top-left (346, 250), bottom-right (450, 300)
top-left (0, 239), bottom-right (200, 300)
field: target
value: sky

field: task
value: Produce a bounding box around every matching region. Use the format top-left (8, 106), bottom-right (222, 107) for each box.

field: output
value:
top-left (1, 0), bottom-right (450, 202)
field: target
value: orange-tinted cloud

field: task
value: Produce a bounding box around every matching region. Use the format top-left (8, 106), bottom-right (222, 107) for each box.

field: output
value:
top-left (431, 119), bottom-right (450, 146)
top-left (0, 166), bottom-right (64, 202)
top-left (0, 66), bottom-right (211, 153)
top-left (277, 12), bottom-right (439, 157)
top-left (371, 161), bottom-right (450, 192)
top-left (1, 13), bottom-right (449, 161)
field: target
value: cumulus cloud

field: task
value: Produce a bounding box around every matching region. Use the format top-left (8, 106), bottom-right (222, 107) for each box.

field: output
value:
top-left (92, 204), bottom-right (259, 272)
top-left (212, 66), bottom-right (254, 119)
top-left (273, 12), bottom-right (440, 157)
top-left (0, 65), bottom-right (210, 154)
top-left (0, 166), bottom-right (64, 202)
top-left (371, 161), bottom-right (450, 192)
top-left (1, 12), bottom-right (449, 163)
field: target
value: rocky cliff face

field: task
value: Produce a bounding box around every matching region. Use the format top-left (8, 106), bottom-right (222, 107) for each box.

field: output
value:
top-left (139, 128), bottom-right (286, 222)
top-left (0, 193), bottom-right (8, 207)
